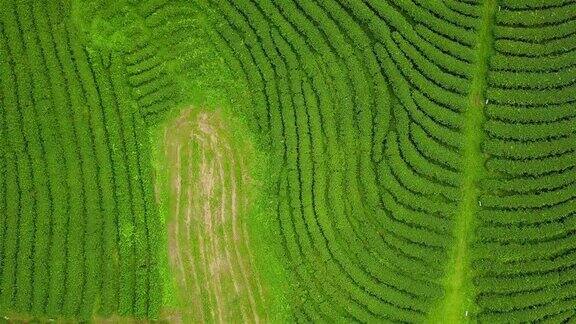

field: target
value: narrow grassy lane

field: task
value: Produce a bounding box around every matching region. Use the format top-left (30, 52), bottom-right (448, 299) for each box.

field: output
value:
top-left (429, 0), bottom-right (497, 322)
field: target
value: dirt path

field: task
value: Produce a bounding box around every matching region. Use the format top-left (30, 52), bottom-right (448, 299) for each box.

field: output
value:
top-left (163, 108), bottom-right (266, 323)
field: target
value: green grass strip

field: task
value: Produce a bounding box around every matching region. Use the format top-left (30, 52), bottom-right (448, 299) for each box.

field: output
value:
top-left (428, 0), bottom-right (497, 323)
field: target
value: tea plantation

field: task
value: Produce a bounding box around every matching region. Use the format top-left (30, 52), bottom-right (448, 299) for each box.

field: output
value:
top-left (0, 0), bottom-right (575, 322)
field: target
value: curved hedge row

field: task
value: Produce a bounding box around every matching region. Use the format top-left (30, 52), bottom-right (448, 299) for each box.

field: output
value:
top-left (476, 1), bottom-right (576, 322)
top-left (2, 0), bottom-right (576, 322)
top-left (192, 0), bottom-right (576, 322)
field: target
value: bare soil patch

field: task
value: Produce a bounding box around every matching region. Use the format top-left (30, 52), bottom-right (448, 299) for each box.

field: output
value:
top-left (163, 108), bottom-right (266, 323)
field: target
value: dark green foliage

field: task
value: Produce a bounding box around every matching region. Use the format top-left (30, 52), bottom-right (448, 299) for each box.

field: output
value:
top-left (0, 0), bottom-right (162, 320)
top-left (474, 1), bottom-right (576, 321)
top-left (193, 0), bottom-right (576, 321)
top-left (2, 0), bottom-right (576, 322)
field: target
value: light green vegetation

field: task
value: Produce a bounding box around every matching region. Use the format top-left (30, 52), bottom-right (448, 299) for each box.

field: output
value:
top-left (151, 107), bottom-right (290, 323)
top-left (1, 0), bottom-right (576, 322)
top-left (430, 0), bottom-right (497, 322)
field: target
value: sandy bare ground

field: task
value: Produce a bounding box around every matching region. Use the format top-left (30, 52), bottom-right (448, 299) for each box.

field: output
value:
top-left (163, 109), bottom-right (266, 323)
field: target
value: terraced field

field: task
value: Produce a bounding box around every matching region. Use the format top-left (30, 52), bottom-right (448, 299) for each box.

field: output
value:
top-left (1, 0), bottom-right (576, 322)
